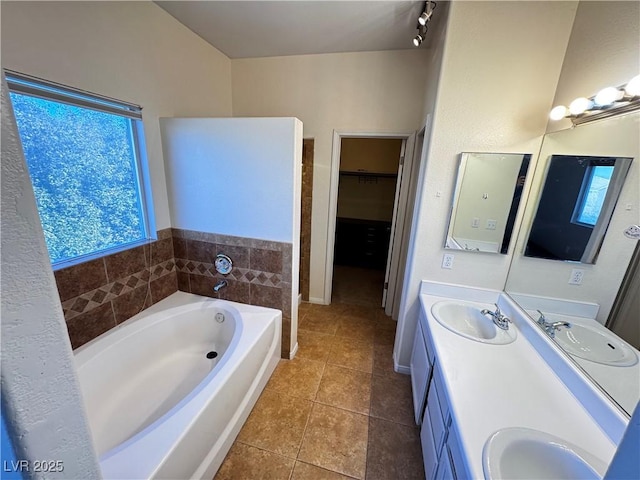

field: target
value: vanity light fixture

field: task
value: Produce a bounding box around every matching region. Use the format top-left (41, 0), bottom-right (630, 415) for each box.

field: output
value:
top-left (549, 74), bottom-right (640, 125)
top-left (413, 1), bottom-right (436, 47)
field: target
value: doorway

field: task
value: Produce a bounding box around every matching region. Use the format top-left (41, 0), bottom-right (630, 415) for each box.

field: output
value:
top-left (326, 132), bottom-right (417, 313)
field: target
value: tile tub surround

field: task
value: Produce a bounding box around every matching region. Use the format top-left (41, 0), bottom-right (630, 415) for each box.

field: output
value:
top-left (55, 229), bottom-right (178, 349)
top-left (216, 302), bottom-right (423, 480)
top-left (171, 228), bottom-right (294, 358)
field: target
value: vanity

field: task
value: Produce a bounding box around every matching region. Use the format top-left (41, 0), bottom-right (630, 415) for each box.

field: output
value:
top-left (411, 109), bottom-right (639, 478)
top-left (411, 281), bottom-right (630, 479)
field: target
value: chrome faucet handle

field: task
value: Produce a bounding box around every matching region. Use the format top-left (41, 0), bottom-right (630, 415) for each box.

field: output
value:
top-left (536, 309), bottom-right (546, 325)
top-left (493, 303), bottom-right (501, 315)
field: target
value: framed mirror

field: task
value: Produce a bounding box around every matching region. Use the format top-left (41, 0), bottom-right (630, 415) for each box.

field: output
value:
top-left (506, 111), bottom-right (640, 416)
top-left (525, 154), bottom-right (632, 264)
top-left (445, 152), bottom-right (531, 254)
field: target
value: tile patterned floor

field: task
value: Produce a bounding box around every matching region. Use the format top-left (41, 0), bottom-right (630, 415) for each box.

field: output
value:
top-left (215, 302), bottom-right (425, 480)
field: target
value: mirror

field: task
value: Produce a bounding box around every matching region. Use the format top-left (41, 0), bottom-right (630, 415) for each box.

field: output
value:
top-left (525, 154), bottom-right (632, 263)
top-left (506, 111), bottom-right (640, 416)
top-left (445, 152), bottom-right (531, 253)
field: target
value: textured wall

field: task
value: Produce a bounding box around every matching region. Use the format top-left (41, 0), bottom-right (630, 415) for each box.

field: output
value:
top-left (395, 1), bottom-right (578, 368)
top-left (1, 75), bottom-right (100, 478)
top-left (232, 50), bottom-right (430, 303)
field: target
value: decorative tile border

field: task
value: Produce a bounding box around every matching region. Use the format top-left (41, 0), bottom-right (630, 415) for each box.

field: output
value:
top-left (61, 259), bottom-right (175, 320)
top-left (174, 258), bottom-right (282, 287)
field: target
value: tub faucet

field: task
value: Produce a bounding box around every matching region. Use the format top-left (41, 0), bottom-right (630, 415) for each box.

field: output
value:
top-left (480, 303), bottom-right (511, 330)
top-left (536, 310), bottom-right (571, 338)
top-left (213, 280), bottom-right (228, 293)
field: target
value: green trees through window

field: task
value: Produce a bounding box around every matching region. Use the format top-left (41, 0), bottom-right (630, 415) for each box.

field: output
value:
top-left (9, 88), bottom-right (148, 265)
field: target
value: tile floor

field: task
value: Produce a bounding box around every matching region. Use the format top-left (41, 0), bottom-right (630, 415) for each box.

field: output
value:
top-left (215, 301), bottom-right (424, 480)
top-left (331, 266), bottom-right (386, 308)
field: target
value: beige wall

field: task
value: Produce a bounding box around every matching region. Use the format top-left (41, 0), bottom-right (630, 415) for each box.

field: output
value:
top-left (451, 153), bottom-right (524, 246)
top-left (337, 175), bottom-right (398, 222)
top-left (1, 1), bottom-right (233, 230)
top-left (395, 1), bottom-right (578, 367)
top-left (231, 50), bottom-right (430, 302)
top-left (548, 1), bottom-right (640, 133)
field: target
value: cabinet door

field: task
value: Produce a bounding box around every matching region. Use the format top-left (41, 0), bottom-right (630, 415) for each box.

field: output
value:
top-left (410, 321), bottom-right (431, 425)
top-left (434, 450), bottom-right (454, 480)
top-left (420, 407), bottom-right (439, 480)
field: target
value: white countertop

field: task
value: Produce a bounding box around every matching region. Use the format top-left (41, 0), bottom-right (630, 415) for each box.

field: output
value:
top-left (418, 284), bottom-right (620, 479)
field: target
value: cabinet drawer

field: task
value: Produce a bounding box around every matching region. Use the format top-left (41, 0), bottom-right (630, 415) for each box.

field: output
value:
top-left (420, 407), bottom-right (439, 480)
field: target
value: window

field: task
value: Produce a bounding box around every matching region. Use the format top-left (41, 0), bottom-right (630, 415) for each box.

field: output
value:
top-left (6, 71), bottom-right (153, 268)
top-left (573, 164), bottom-right (614, 227)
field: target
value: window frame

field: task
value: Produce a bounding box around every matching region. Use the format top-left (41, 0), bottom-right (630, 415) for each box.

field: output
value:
top-left (571, 162), bottom-right (615, 228)
top-left (5, 70), bottom-right (156, 270)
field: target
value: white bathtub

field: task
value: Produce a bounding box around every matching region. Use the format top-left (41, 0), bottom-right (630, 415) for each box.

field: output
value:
top-left (74, 291), bottom-right (281, 479)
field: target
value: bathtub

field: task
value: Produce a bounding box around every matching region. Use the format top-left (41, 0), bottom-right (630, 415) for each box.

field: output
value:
top-left (74, 291), bottom-right (281, 479)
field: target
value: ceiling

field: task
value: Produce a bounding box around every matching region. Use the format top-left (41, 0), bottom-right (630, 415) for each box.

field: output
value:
top-left (155, 1), bottom-right (430, 59)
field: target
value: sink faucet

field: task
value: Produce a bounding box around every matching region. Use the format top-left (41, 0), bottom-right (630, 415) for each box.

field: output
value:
top-left (213, 280), bottom-right (228, 293)
top-left (481, 303), bottom-right (511, 330)
top-left (536, 310), bottom-right (571, 338)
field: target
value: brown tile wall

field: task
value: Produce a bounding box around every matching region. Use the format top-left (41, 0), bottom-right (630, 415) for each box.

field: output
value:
top-left (55, 228), bottom-right (178, 349)
top-left (172, 228), bottom-right (294, 358)
top-left (300, 139), bottom-right (313, 302)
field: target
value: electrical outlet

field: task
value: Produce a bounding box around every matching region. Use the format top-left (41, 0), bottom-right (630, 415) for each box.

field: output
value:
top-left (471, 218), bottom-right (480, 228)
top-left (442, 253), bottom-right (454, 269)
top-left (486, 219), bottom-right (497, 230)
top-left (569, 269), bottom-right (584, 285)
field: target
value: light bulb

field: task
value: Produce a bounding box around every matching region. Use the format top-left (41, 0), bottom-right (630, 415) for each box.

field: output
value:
top-left (413, 34), bottom-right (423, 47)
top-left (594, 87), bottom-right (623, 106)
top-left (418, 11), bottom-right (432, 26)
top-left (569, 97), bottom-right (593, 115)
top-left (625, 75), bottom-right (640, 97)
top-left (549, 105), bottom-right (569, 121)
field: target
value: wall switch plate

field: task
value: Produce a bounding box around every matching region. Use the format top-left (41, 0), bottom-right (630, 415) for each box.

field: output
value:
top-left (486, 219), bottom-right (497, 230)
top-left (442, 253), bottom-right (454, 269)
top-left (569, 269), bottom-right (584, 285)
top-left (471, 218), bottom-right (480, 228)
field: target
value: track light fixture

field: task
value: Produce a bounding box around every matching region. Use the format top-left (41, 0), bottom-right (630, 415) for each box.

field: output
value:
top-left (413, 1), bottom-right (436, 47)
top-left (413, 26), bottom-right (427, 47)
top-left (549, 74), bottom-right (640, 125)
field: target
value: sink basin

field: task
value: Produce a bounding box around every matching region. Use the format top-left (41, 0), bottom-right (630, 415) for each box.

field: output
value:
top-left (483, 427), bottom-right (607, 480)
top-left (552, 320), bottom-right (638, 367)
top-left (431, 301), bottom-right (517, 345)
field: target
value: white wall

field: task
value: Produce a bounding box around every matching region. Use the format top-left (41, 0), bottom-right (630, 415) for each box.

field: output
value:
top-left (395, 1), bottom-right (578, 368)
top-left (1, 75), bottom-right (100, 478)
top-left (231, 49), bottom-right (430, 302)
top-left (0, 1), bottom-right (233, 231)
top-left (161, 117), bottom-right (302, 243)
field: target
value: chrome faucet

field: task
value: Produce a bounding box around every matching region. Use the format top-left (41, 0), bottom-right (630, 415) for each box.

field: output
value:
top-left (536, 310), bottom-right (571, 338)
top-left (213, 280), bottom-right (228, 293)
top-left (481, 303), bottom-right (511, 330)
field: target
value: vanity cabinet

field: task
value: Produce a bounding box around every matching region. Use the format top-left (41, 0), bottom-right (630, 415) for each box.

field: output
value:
top-left (412, 308), bottom-right (468, 480)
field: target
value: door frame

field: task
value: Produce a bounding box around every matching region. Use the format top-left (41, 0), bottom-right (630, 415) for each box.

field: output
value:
top-left (324, 130), bottom-right (416, 305)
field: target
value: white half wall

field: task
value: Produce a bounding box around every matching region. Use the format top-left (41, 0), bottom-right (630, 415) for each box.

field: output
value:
top-left (395, 1), bottom-right (578, 368)
top-left (231, 49), bottom-right (430, 302)
top-left (161, 117), bottom-right (302, 244)
top-left (1, 74), bottom-right (100, 479)
top-left (0, 1), bottom-right (233, 230)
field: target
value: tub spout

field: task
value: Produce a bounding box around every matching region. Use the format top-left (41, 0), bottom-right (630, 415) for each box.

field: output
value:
top-left (213, 280), bottom-right (227, 293)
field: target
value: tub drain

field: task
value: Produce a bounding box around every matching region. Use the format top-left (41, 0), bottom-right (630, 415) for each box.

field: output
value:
top-left (206, 351), bottom-right (218, 359)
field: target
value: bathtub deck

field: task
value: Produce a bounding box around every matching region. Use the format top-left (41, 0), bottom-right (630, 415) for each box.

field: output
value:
top-left (215, 302), bottom-right (422, 480)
